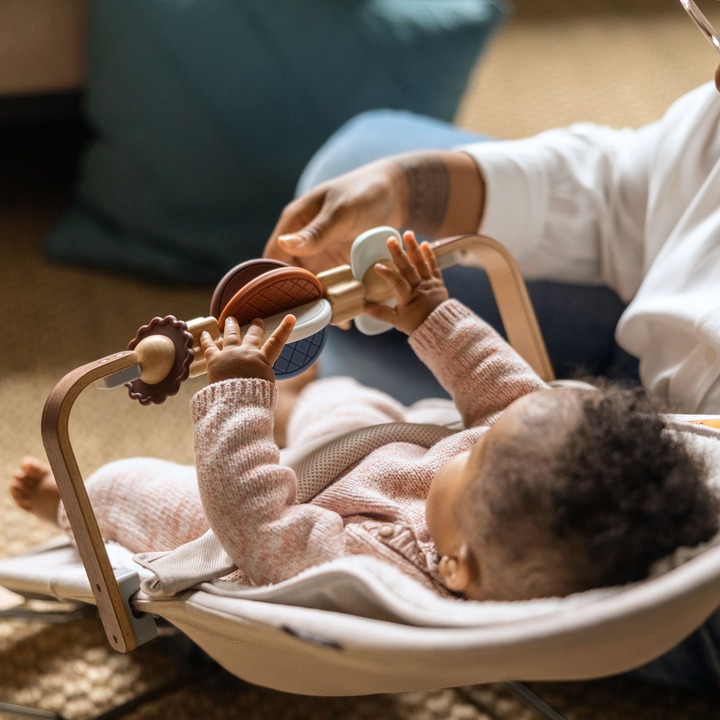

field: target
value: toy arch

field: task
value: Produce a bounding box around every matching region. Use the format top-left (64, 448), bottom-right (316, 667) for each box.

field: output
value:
top-left (39, 233), bottom-right (553, 654)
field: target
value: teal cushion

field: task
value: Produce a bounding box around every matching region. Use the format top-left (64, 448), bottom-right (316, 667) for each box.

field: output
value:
top-left (46, 0), bottom-right (509, 283)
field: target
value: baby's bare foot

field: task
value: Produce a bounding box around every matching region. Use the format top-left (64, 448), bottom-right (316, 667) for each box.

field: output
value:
top-left (10, 457), bottom-right (61, 526)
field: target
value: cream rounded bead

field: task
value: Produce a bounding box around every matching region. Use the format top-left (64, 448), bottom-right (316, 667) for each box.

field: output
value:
top-left (135, 334), bottom-right (176, 385)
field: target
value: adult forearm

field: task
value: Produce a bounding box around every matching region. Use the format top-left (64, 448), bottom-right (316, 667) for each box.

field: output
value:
top-left (393, 150), bottom-right (485, 239)
top-left (264, 148), bottom-right (486, 274)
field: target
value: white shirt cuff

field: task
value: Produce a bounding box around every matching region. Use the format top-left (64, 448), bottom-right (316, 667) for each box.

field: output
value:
top-left (456, 141), bottom-right (549, 261)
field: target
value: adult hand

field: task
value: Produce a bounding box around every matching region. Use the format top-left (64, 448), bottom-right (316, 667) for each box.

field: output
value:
top-left (201, 315), bottom-right (296, 384)
top-left (263, 151), bottom-right (485, 276)
top-left (264, 159), bottom-right (405, 275)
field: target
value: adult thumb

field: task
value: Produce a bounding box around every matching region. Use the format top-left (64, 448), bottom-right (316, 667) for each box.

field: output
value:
top-left (278, 209), bottom-right (340, 257)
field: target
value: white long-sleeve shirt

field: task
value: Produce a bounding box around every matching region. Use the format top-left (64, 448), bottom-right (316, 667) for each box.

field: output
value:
top-left (461, 81), bottom-right (720, 413)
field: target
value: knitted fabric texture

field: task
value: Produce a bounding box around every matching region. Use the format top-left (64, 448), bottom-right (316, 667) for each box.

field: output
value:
top-left (290, 422), bottom-right (456, 502)
top-left (58, 300), bottom-right (547, 593)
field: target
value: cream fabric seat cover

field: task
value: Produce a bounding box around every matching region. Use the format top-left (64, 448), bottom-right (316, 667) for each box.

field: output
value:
top-left (2, 416), bottom-right (720, 695)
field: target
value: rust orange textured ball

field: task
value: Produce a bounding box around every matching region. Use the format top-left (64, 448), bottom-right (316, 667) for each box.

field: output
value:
top-left (218, 267), bottom-right (323, 329)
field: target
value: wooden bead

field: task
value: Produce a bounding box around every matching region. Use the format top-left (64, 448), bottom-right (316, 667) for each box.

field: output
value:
top-left (135, 334), bottom-right (176, 385)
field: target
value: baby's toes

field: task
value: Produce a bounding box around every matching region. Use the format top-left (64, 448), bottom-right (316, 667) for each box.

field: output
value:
top-left (9, 478), bottom-right (31, 506)
top-left (20, 457), bottom-right (51, 480)
top-left (11, 471), bottom-right (38, 495)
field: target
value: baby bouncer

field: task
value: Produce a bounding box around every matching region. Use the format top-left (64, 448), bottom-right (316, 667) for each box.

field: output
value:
top-left (3, 229), bottom-right (720, 720)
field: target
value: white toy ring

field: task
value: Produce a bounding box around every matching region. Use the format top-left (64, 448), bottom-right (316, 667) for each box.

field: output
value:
top-left (350, 226), bottom-right (402, 336)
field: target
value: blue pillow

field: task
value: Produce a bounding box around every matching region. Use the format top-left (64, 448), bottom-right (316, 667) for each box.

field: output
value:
top-left (47, 0), bottom-right (509, 283)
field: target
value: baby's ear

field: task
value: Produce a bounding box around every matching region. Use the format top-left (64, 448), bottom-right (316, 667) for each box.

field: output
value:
top-left (439, 545), bottom-right (476, 593)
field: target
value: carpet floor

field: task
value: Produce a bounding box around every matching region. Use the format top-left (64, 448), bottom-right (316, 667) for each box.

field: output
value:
top-left (3, 0), bottom-right (720, 717)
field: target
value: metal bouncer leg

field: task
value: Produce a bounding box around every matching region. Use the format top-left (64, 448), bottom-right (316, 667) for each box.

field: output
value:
top-left (456, 682), bottom-right (569, 720)
top-left (0, 600), bottom-right (96, 625)
top-left (504, 682), bottom-right (569, 720)
top-left (0, 702), bottom-right (67, 720)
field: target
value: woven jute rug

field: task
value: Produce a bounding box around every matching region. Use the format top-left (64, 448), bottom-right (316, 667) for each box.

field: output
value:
top-left (4, 0), bottom-right (720, 717)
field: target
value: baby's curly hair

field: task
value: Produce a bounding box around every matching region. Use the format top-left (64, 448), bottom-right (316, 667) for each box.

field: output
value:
top-left (469, 385), bottom-right (720, 595)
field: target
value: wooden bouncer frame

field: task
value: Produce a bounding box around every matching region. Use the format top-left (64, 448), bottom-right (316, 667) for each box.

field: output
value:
top-left (40, 234), bottom-right (555, 653)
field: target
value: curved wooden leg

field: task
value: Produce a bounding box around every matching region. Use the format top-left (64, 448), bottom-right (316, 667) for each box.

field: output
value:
top-left (41, 350), bottom-right (157, 653)
top-left (431, 235), bottom-right (555, 382)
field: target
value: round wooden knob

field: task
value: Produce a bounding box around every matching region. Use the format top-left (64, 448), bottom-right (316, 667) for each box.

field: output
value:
top-left (126, 316), bottom-right (194, 405)
top-left (135, 334), bottom-right (176, 385)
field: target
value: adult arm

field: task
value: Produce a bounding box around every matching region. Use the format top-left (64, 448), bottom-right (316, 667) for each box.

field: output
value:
top-left (263, 150), bottom-right (484, 274)
top-left (265, 118), bottom-right (662, 300)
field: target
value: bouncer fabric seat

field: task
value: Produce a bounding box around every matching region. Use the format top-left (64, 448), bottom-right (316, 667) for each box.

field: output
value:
top-left (2, 417), bottom-right (720, 696)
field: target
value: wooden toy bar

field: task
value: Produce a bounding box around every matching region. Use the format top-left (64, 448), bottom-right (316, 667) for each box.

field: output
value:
top-left (41, 232), bottom-right (554, 652)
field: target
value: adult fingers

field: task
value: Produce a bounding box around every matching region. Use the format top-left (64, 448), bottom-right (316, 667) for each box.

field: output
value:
top-left (421, 241), bottom-right (442, 279)
top-left (262, 315), bottom-right (296, 364)
top-left (222, 316), bottom-right (242, 347)
top-left (403, 231), bottom-right (432, 280)
top-left (264, 192), bottom-right (325, 264)
top-left (277, 203), bottom-right (352, 259)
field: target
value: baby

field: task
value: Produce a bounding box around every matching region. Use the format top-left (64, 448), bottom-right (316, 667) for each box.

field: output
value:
top-left (11, 232), bottom-right (720, 600)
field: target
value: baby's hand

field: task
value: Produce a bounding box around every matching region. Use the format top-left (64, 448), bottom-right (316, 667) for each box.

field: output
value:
top-left (364, 231), bottom-right (449, 335)
top-left (201, 315), bottom-right (296, 384)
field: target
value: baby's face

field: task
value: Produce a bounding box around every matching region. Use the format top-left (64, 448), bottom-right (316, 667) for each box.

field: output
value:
top-left (426, 388), bottom-right (590, 599)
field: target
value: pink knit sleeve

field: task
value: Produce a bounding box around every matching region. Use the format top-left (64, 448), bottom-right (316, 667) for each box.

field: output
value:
top-left (409, 300), bottom-right (548, 427)
top-left (191, 378), bottom-right (346, 585)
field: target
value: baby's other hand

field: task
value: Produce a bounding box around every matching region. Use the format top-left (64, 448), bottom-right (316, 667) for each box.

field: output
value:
top-left (201, 315), bottom-right (296, 384)
top-left (364, 231), bottom-right (449, 335)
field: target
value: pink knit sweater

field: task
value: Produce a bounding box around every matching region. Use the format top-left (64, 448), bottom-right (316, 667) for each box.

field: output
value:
top-left (61, 300), bottom-right (547, 593)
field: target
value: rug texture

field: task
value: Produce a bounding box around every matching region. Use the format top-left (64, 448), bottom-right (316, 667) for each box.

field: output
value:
top-left (3, 0), bottom-right (720, 717)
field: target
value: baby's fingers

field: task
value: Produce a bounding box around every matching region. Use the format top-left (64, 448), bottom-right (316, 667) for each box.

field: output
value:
top-left (200, 331), bottom-right (221, 361)
top-left (403, 231), bottom-right (432, 280)
top-left (373, 262), bottom-right (413, 304)
top-left (222, 316), bottom-right (242, 346)
top-left (262, 315), bottom-right (296, 364)
top-left (242, 318), bottom-right (266, 348)
top-left (386, 237), bottom-right (420, 284)
top-left (421, 241), bottom-right (442, 279)
top-left (364, 303), bottom-right (397, 326)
